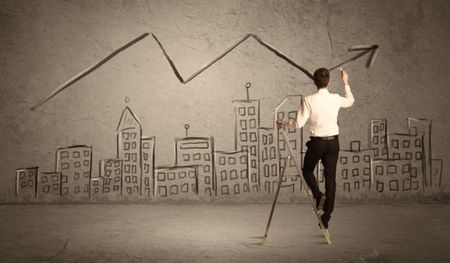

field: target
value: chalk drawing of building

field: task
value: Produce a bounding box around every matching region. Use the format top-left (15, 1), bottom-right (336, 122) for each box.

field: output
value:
top-left (274, 95), bottom-right (304, 194)
top-left (117, 106), bottom-right (142, 198)
top-left (234, 99), bottom-right (260, 193)
top-left (337, 141), bottom-right (375, 195)
top-left (15, 167), bottom-right (38, 201)
top-left (100, 159), bottom-right (123, 198)
top-left (142, 136), bottom-right (155, 197)
top-left (430, 158), bottom-right (443, 189)
top-left (154, 165), bottom-right (198, 200)
top-left (258, 127), bottom-right (279, 193)
top-left (175, 137), bottom-right (214, 196)
top-left (214, 150), bottom-right (250, 197)
top-left (90, 177), bottom-right (104, 200)
top-left (56, 145), bottom-right (92, 201)
top-left (37, 172), bottom-right (61, 201)
top-left (371, 159), bottom-right (422, 196)
top-left (369, 119), bottom-right (388, 160)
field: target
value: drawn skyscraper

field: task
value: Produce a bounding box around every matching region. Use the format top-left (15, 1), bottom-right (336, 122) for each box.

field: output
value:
top-left (154, 166), bottom-right (198, 200)
top-left (175, 137), bottom-right (214, 196)
top-left (117, 106), bottom-right (142, 198)
top-left (142, 136), bottom-right (155, 197)
top-left (274, 95), bottom-right (303, 194)
top-left (37, 172), bottom-right (62, 201)
top-left (100, 159), bottom-right (123, 199)
top-left (233, 99), bottom-right (260, 192)
top-left (258, 127), bottom-right (279, 193)
top-left (369, 119), bottom-right (388, 159)
top-left (56, 145), bottom-right (92, 201)
top-left (15, 167), bottom-right (38, 201)
top-left (214, 150), bottom-right (250, 196)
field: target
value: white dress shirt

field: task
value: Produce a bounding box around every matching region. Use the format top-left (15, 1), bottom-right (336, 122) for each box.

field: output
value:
top-left (291, 85), bottom-right (354, 137)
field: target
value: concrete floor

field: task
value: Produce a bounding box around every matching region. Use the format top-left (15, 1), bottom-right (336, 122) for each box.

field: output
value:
top-left (0, 204), bottom-right (449, 263)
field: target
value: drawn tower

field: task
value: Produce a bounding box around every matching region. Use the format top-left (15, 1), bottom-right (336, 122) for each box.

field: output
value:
top-left (117, 106), bottom-right (142, 198)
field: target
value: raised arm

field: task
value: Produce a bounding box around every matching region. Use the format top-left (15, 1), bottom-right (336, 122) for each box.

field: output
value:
top-left (340, 69), bottom-right (354, 108)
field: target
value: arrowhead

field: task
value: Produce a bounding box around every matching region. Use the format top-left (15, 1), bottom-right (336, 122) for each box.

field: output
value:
top-left (348, 44), bottom-right (379, 68)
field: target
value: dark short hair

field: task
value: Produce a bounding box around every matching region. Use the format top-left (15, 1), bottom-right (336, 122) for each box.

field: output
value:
top-left (313, 68), bottom-right (330, 88)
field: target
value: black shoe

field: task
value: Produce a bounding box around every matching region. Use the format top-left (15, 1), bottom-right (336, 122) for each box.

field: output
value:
top-left (315, 194), bottom-right (326, 211)
top-left (320, 214), bottom-right (329, 229)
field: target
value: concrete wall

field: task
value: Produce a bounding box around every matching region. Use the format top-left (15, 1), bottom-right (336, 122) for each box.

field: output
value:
top-left (1, 0), bottom-right (449, 203)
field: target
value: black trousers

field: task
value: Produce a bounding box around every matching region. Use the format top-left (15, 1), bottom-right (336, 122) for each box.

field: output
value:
top-left (302, 136), bottom-right (339, 227)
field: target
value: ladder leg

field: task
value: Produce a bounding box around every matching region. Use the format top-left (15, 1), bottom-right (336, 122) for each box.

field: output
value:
top-left (262, 156), bottom-right (289, 245)
top-left (279, 128), bottom-right (332, 244)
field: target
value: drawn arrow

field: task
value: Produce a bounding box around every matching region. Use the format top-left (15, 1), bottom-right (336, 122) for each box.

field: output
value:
top-left (30, 33), bottom-right (150, 111)
top-left (329, 44), bottom-right (379, 71)
top-left (30, 32), bottom-right (379, 111)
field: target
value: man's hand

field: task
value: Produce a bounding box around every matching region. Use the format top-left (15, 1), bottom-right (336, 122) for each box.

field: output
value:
top-left (340, 68), bottom-right (349, 86)
top-left (276, 119), bottom-right (289, 129)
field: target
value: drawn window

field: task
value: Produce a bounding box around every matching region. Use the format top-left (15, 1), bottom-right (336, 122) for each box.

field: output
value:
top-left (342, 169), bottom-right (348, 179)
top-left (340, 156), bottom-right (348, 165)
top-left (240, 120), bottom-right (247, 130)
top-left (271, 164), bottom-right (277, 177)
top-left (74, 186), bottom-right (80, 193)
top-left (353, 155), bottom-right (360, 163)
top-left (73, 151), bottom-right (80, 158)
top-left (74, 162), bottom-right (81, 168)
top-left (124, 142), bottom-right (130, 150)
top-left (143, 153), bottom-right (149, 161)
top-left (41, 176), bottom-right (48, 184)
top-left (268, 134), bottom-right (273, 144)
top-left (415, 139), bottom-right (422, 147)
top-left (229, 157), bottom-right (236, 165)
top-left (157, 172), bottom-right (165, 181)
top-left (270, 147), bottom-right (276, 159)
top-left (230, 170), bottom-right (238, 180)
top-left (402, 163), bottom-right (410, 173)
top-left (61, 176), bottom-right (68, 183)
top-left (376, 165), bottom-right (384, 175)
top-left (251, 159), bottom-right (257, 168)
top-left (183, 154), bottom-right (190, 162)
top-left (167, 172), bottom-right (175, 180)
top-left (363, 155), bottom-right (370, 163)
top-left (380, 122), bottom-right (385, 130)
top-left (131, 142), bottom-right (137, 149)
top-left (250, 146), bottom-right (256, 156)
top-left (132, 153), bottom-right (137, 162)
top-left (393, 153), bottom-right (401, 160)
top-left (125, 153), bottom-right (131, 161)
top-left (389, 180), bottom-right (399, 191)
top-left (115, 168), bottom-right (121, 176)
top-left (352, 168), bottom-right (359, 177)
top-left (363, 167), bottom-right (371, 176)
top-left (51, 174), bottom-right (59, 182)
top-left (248, 107), bottom-right (256, 116)
top-left (158, 186), bottom-right (167, 197)
top-left (290, 140), bottom-right (297, 150)
top-left (240, 155), bottom-right (247, 164)
top-left (130, 133), bottom-right (137, 139)
top-left (402, 140), bottom-right (410, 148)
top-left (411, 167), bottom-right (418, 178)
top-left (238, 107), bottom-right (246, 116)
top-left (220, 171), bottom-right (227, 181)
top-left (204, 153), bottom-right (211, 161)
top-left (219, 157), bottom-right (226, 165)
top-left (262, 134), bottom-right (267, 145)
top-left (249, 119), bottom-right (256, 129)
top-left (181, 183), bottom-right (189, 193)
top-left (60, 151), bottom-right (69, 159)
top-left (380, 136), bottom-right (386, 144)
top-left (193, 153), bottom-right (201, 161)
top-left (132, 166), bottom-right (137, 173)
top-left (84, 150), bottom-right (90, 157)
top-left (83, 160), bottom-right (90, 167)
top-left (221, 185), bottom-right (229, 195)
top-left (240, 132), bottom-right (248, 142)
top-left (84, 171), bottom-right (90, 178)
top-left (262, 149), bottom-right (268, 162)
top-left (205, 176), bottom-right (211, 185)
top-left (188, 171), bottom-right (196, 178)
top-left (415, 152), bottom-right (422, 160)
top-left (240, 169), bottom-right (247, 179)
top-left (373, 125), bottom-right (379, 133)
top-left (392, 139), bottom-right (399, 148)
top-left (170, 185), bottom-right (178, 195)
top-left (234, 184), bottom-right (240, 194)
top-left (405, 152), bottom-right (412, 160)
top-left (143, 142), bottom-right (150, 149)
top-left (61, 163), bottom-right (70, 170)
top-left (372, 136), bottom-right (379, 144)
top-left (204, 165), bottom-right (210, 173)
top-left (122, 133), bottom-right (130, 140)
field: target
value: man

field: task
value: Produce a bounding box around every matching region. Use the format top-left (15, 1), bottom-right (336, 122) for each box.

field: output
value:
top-left (276, 68), bottom-right (354, 229)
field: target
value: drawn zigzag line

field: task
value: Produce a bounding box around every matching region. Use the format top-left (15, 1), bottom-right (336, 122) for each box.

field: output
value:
top-left (30, 32), bottom-right (378, 111)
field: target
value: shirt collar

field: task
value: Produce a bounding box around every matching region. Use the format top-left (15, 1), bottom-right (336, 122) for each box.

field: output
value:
top-left (317, 88), bottom-right (330, 94)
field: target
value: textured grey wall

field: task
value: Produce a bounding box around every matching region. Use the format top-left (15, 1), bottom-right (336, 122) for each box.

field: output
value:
top-left (1, 0), bottom-right (449, 202)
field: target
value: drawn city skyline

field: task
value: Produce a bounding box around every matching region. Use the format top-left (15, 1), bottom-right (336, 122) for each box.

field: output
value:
top-left (15, 90), bottom-right (444, 202)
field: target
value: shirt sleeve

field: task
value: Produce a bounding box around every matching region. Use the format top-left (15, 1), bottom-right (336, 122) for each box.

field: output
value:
top-left (340, 84), bottom-right (355, 108)
top-left (293, 97), bottom-right (310, 129)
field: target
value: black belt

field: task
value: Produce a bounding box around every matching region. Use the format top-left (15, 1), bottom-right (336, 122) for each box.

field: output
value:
top-left (310, 135), bottom-right (338, 140)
